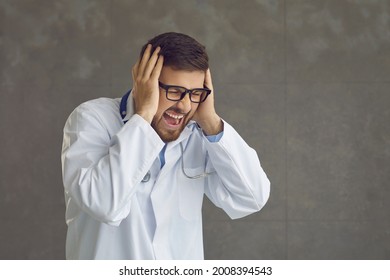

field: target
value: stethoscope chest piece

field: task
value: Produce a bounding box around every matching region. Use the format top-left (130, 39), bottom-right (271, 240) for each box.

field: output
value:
top-left (142, 171), bottom-right (151, 183)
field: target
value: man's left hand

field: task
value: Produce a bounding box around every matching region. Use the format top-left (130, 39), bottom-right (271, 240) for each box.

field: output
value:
top-left (192, 69), bottom-right (223, 136)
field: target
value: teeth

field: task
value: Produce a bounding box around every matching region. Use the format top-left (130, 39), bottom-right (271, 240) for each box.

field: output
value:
top-left (165, 112), bottom-right (184, 119)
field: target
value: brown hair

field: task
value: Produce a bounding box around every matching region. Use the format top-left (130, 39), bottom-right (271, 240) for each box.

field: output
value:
top-left (140, 32), bottom-right (209, 72)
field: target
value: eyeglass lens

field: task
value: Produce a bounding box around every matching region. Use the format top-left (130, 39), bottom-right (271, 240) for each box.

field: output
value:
top-left (166, 87), bottom-right (207, 103)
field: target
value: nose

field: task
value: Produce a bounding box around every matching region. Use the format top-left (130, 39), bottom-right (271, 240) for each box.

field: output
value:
top-left (176, 93), bottom-right (192, 113)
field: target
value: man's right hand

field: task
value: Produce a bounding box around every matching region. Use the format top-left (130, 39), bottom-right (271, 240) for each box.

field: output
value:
top-left (132, 44), bottom-right (164, 124)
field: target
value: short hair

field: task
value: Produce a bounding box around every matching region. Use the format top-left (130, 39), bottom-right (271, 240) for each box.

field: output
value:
top-left (140, 32), bottom-right (209, 72)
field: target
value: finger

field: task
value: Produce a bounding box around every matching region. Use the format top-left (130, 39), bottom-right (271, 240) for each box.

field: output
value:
top-left (204, 68), bottom-right (214, 91)
top-left (151, 55), bottom-right (164, 80)
top-left (143, 46), bottom-right (161, 78)
top-left (132, 60), bottom-right (140, 82)
top-left (138, 44), bottom-right (152, 78)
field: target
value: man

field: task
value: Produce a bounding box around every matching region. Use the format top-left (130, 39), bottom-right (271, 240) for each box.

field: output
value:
top-left (61, 32), bottom-right (270, 259)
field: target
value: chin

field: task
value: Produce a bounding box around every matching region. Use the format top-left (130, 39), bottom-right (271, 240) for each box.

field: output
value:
top-left (160, 133), bottom-right (180, 143)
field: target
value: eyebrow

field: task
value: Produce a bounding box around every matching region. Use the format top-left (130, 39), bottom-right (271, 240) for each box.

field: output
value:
top-left (159, 81), bottom-right (207, 90)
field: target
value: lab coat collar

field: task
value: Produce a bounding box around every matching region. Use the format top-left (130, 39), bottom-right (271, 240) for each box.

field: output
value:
top-left (165, 121), bottom-right (197, 151)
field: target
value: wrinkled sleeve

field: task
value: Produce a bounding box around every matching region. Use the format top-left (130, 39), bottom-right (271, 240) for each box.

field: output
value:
top-left (61, 104), bottom-right (164, 225)
top-left (203, 121), bottom-right (270, 219)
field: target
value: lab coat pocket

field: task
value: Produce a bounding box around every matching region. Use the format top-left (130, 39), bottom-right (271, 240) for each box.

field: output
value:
top-left (178, 166), bottom-right (205, 221)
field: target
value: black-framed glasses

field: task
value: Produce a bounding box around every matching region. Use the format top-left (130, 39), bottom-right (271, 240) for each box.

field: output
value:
top-left (159, 81), bottom-right (211, 103)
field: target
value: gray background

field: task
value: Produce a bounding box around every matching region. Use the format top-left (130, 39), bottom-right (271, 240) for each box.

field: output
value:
top-left (1, 0), bottom-right (389, 259)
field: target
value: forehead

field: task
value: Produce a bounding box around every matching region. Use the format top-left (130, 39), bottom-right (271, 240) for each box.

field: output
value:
top-left (159, 66), bottom-right (205, 88)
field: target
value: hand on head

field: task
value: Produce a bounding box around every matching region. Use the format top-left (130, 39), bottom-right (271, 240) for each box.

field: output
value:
top-left (132, 44), bottom-right (164, 123)
top-left (192, 69), bottom-right (223, 135)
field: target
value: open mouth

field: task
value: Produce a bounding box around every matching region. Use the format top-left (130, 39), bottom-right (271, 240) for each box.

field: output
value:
top-left (163, 111), bottom-right (185, 128)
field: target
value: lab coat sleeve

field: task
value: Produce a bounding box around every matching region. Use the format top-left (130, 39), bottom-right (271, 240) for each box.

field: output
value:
top-left (203, 120), bottom-right (270, 219)
top-left (61, 103), bottom-right (164, 225)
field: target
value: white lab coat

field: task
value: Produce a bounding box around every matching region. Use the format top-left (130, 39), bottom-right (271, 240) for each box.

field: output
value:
top-left (61, 96), bottom-right (270, 259)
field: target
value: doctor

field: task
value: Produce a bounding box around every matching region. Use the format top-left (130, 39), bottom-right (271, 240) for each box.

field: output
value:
top-left (61, 32), bottom-right (270, 259)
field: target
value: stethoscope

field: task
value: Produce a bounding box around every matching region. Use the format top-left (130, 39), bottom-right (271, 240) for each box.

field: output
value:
top-left (120, 90), bottom-right (215, 183)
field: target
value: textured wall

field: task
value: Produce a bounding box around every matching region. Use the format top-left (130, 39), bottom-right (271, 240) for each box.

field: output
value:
top-left (1, 0), bottom-right (389, 259)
